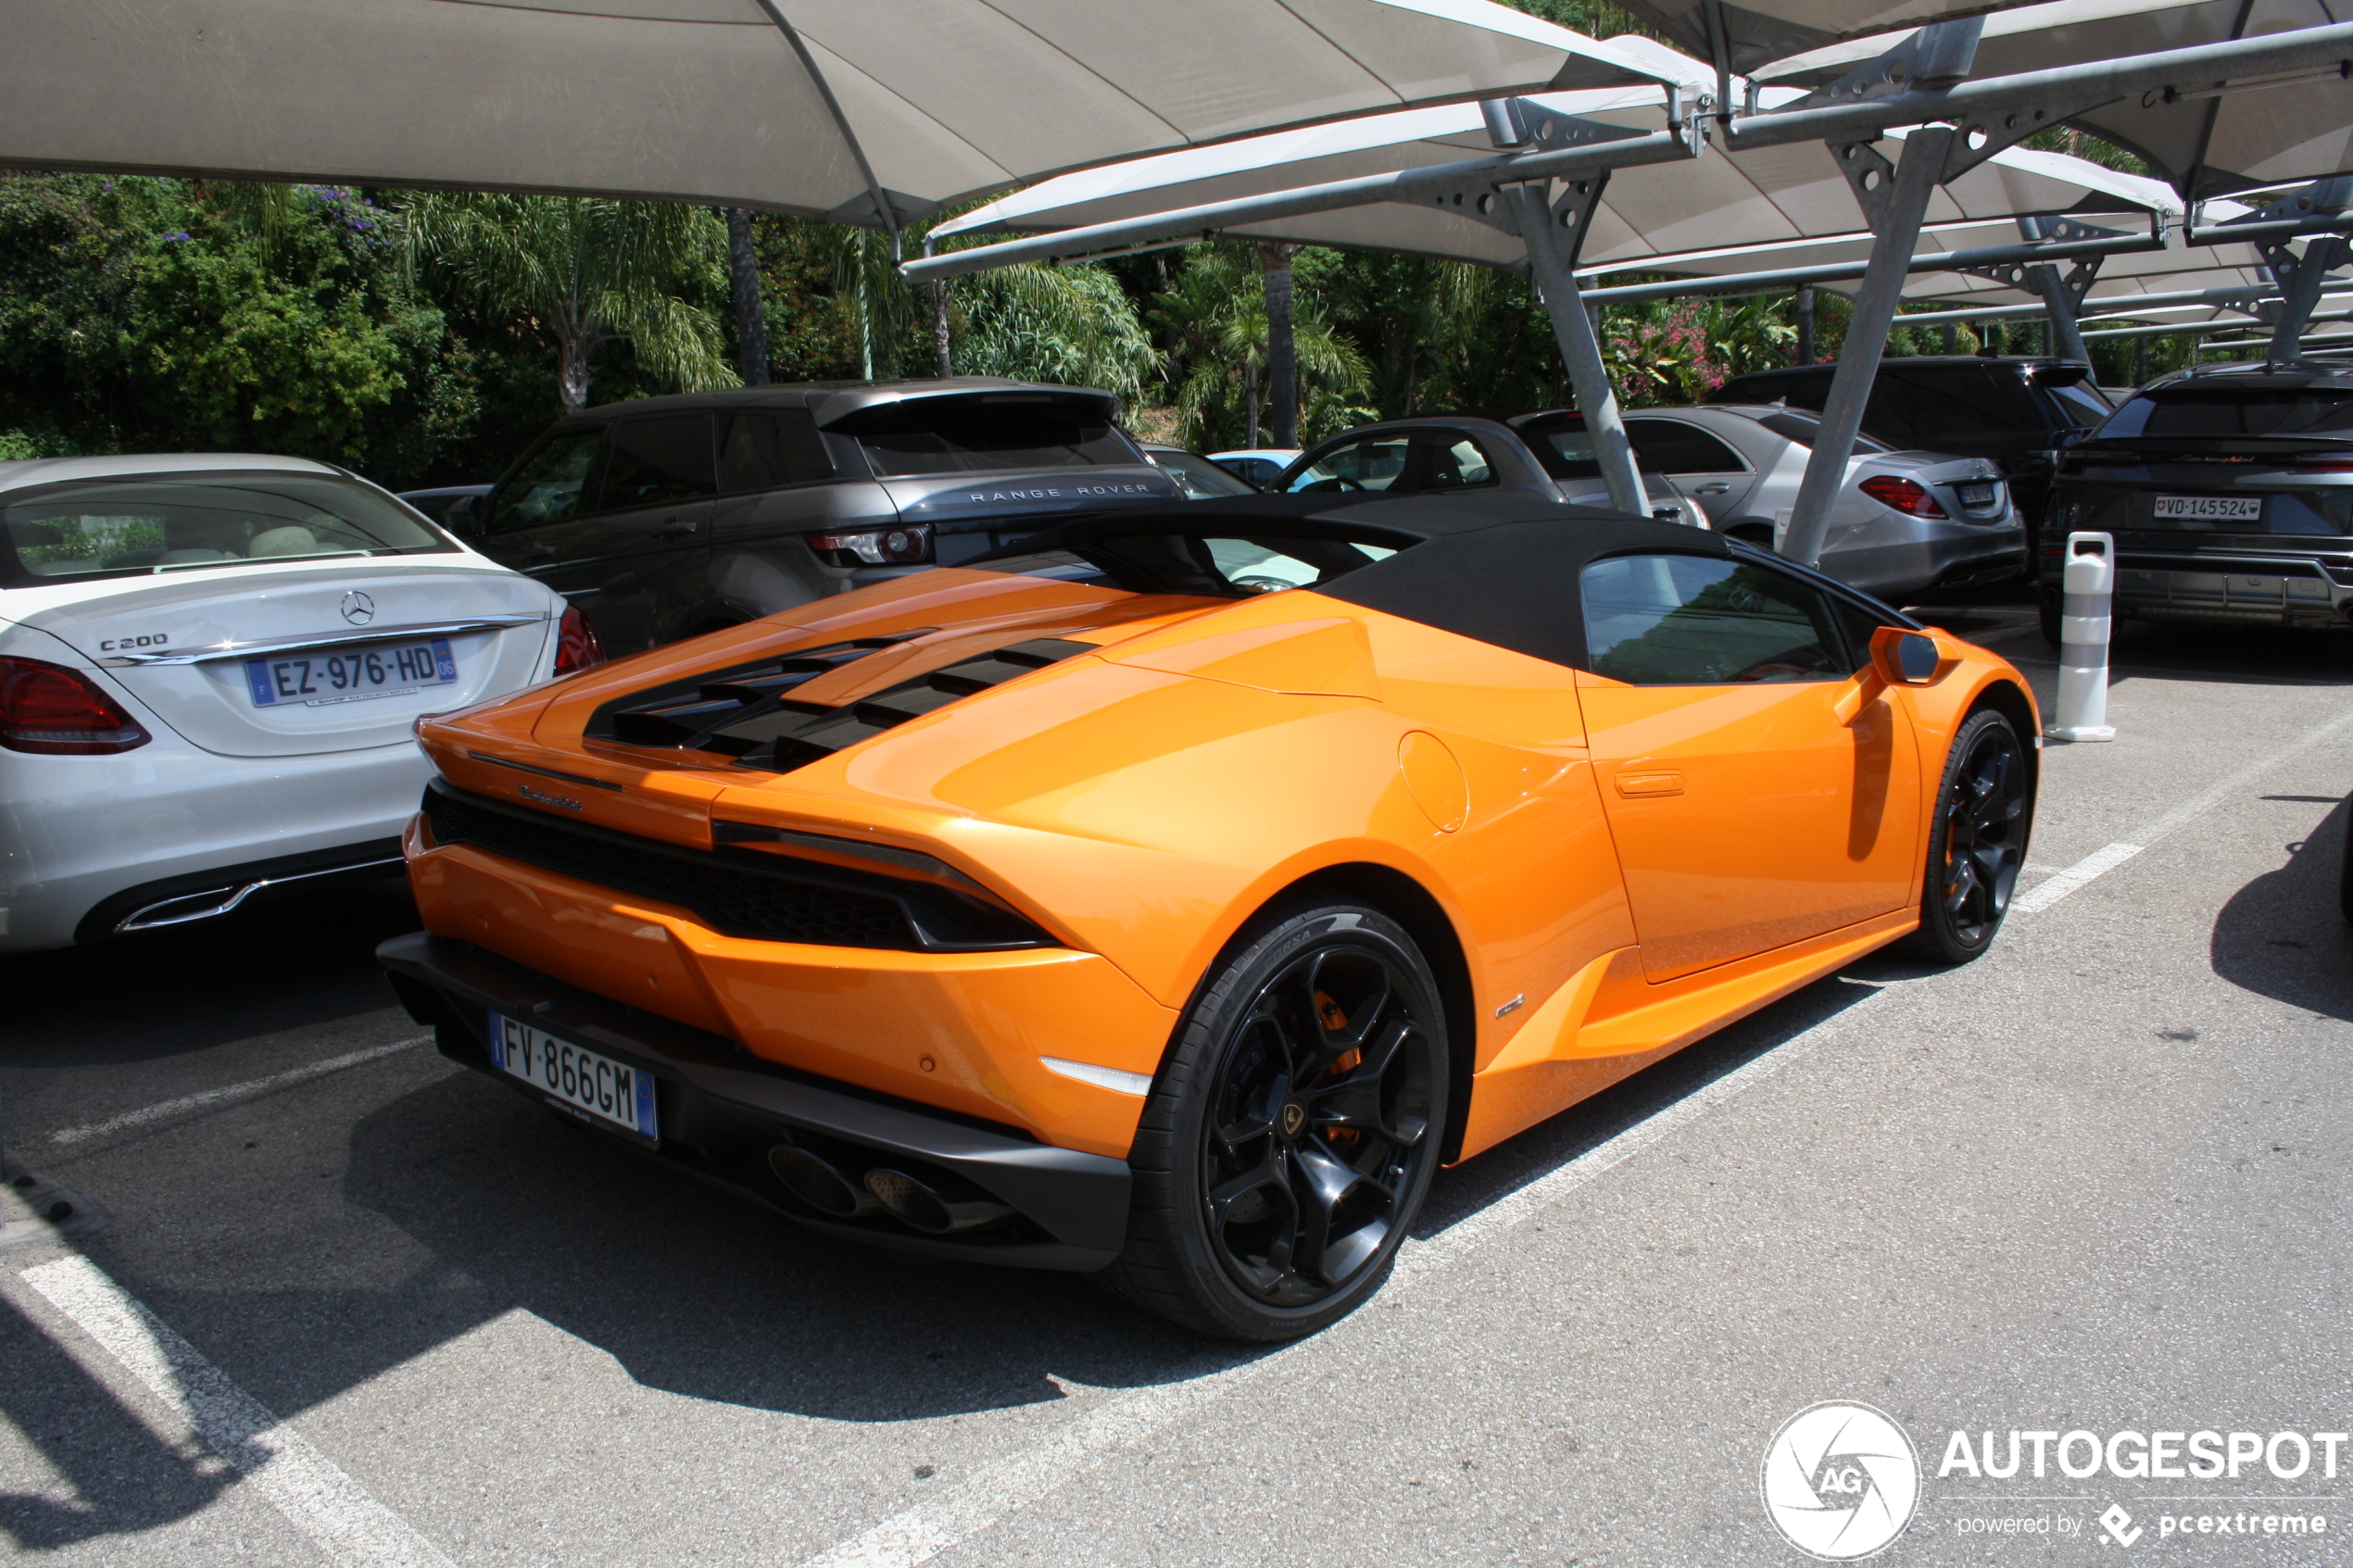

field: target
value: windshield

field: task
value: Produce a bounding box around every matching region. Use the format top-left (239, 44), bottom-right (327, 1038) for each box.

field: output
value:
top-left (2096, 384), bottom-right (2353, 439)
top-left (846, 395), bottom-right (1143, 478)
top-left (975, 532), bottom-right (1399, 597)
top-left (2, 472), bottom-right (454, 587)
top-left (1149, 450), bottom-right (1260, 498)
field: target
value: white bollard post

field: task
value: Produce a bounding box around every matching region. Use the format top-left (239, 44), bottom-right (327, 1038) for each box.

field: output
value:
top-left (2047, 531), bottom-right (2116, 743)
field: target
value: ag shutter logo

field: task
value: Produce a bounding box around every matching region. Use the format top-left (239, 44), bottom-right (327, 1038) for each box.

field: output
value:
top-left (1763, 1402), bottom-right (1922, 1561)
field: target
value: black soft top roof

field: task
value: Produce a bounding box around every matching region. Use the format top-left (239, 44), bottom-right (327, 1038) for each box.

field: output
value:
top-left (989, 492), bottom-right (1745, 672)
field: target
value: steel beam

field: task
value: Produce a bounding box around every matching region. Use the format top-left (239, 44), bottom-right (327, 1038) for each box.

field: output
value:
top-left (902, 23), bottom-right (2353, 282)
top-left (1510, 183), bottom-right (1648, 517)
top-left (1577, 232), bottom-right (2161, 307)
top-left (2086, 307), bottom-right (2353, 342)
top-left (1784, 130), bottom-right (1955, 570)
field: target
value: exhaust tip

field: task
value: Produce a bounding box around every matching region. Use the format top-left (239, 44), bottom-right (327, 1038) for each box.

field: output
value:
top-left (862, 1168), bottom-right (1013, 1235)
top-left (768, 1145), bottom-right (878, 1219)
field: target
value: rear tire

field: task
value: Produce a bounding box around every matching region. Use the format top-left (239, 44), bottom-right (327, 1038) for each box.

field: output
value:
top-left (1099, 902), bottom-right (1448, 1341)
top-left (1902, 709), bottom-right (2032, 964)
top-left (2038, 592), bottom-right (2062, 648)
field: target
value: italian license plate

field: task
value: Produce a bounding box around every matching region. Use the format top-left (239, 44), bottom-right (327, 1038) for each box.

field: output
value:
top-left (2154, 495), bottom-right (2262, 521)
top-left (1958, 483), bottom-right (1995, 507)
top-left (486, 1011), bottom-right (658, 1142)
top-left (244, 638), bottom-right (458, 708)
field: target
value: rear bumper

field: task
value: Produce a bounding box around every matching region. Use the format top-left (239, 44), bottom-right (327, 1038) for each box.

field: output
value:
top-left (378, 931), bottom-right (1131, 1271)
top-left (2057, 548), bottom-right (2353, 626)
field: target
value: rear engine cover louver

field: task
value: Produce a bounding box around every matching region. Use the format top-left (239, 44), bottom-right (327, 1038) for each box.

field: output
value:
top-left (587, 635), bottom-right (1095, 771)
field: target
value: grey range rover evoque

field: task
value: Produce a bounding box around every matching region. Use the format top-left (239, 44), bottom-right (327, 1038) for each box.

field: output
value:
top-left (449, 378), bottom-right (1181, 654)
top-left (2045, 361), bottom-right (2353, 641)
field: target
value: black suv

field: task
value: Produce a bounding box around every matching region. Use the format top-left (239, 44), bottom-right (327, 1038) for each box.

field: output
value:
top-left (1708, 356), bottom-right (2112, 554)
top-left (2046, 361), bottom-right (2353, 635)
top-left (451, 379), bottom-right (1178, 654)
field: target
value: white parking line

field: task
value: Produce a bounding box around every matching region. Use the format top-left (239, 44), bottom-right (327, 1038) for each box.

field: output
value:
top-left (2018, 703), bottom-right (2353, 914)
top-left (793, 979), bottom-right (1909, 1568)
top-left (20, 1255), bottom-right (454, 1568)
top-left (49, 1036), bottom-right (429, 1146)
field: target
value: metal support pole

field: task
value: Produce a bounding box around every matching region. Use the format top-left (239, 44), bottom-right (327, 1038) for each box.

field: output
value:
top-left (2019, 217), bottom-right (2091, 362)
top-left (2271, 235), bottom-right (2348, 362)
top-left (2048, 532), bottom-right (2115, 743)
top-left (1783, 129), bottom-right (1955, 569)
top-left (1795, 285), bottom-right (1816, 363)
top-left (1511, 183), bottom-right (1648, 519)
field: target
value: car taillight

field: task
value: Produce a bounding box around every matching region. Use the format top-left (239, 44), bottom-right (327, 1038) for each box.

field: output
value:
top-left (2296, 454), bottom-right (2353, 472)
top-left (806, 524), bottom-right (934, 568)
top-left (554, 606), bottom-right (604, 675)
top-left (0, 657), bottom-right (151, 754)
top-left (1858, 475), bottom-right (1948, 518)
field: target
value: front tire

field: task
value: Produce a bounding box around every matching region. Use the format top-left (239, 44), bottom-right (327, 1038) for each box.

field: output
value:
top-left (1903, 709), bottom-right (2032, 963)
top-left (1100, 902), bottom-right (1449, 1341)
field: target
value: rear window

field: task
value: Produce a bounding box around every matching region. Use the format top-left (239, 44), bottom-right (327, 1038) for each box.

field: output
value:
top-left (2096, 385), bottom-right (2353, 439)
top-left (1515, 416), bottom-right (1603, 481)
top-left (844, 395), bottom-right (1141, 478)
top-left (1869, 366), bottom-right (2051, 445)
top-left (1749, 410), bottom-right (1889, 453)
top-left (976, 532), bottom-right (1398, 597)
top-left (2, 472), bottom-right (453, 587)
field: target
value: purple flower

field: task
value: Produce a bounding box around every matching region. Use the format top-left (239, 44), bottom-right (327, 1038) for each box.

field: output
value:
top-left (163, 231), bottom-right (189, 243)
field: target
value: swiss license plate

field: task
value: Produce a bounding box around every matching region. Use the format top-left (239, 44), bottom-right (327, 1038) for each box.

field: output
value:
top-left (486, 1011), bottom-right (658, 1142)
top-left (2154, 495), bottom-right (2262, 521)
top-left (1958, 483), bottom-right (1995, 507)
top-left (244, 638), bottom-right (458, 708)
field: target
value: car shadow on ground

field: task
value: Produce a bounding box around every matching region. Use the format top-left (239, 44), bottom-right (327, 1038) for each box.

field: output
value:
top-left (100, 944), bottom-right (1918, 1446)
top-left (0, 877), bottom-right (426, 1073)
top-left (2210, 794), bottom-right (2353, 1022)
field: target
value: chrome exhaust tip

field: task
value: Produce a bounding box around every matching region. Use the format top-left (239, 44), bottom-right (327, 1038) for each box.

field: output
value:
top-left (767, 1145), bottom-right (880, 1219)
top-left (862, 1168), bottom-right (1013, 1235)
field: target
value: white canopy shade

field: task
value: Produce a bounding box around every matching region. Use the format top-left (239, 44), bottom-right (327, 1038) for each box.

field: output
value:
top-left (1614, 0), bottom-right (2049, 76)
top-left (935, 75), bottom-right (2178, 281)
top-left (0, 0), bottom-right (1674, 226)
top-left (1755, 0), bottom-right (2353, 198)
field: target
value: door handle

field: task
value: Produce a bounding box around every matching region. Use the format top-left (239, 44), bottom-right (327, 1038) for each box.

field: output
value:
top-left (1615, 770), bottom-right (1684, 797)
top-left (657, 519), bottom-right (700, 538)
top-left (1694, 483), bottom-right (1732, 495)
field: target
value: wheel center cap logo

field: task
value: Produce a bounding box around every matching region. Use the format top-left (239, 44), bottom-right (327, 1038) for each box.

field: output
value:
top-left (1761, 1401), bottom-right (1920, 1560)
top-left (1278, 1101), bottom-right (1305, 1137)
top-left (340, 590), bottom-right (376, 625)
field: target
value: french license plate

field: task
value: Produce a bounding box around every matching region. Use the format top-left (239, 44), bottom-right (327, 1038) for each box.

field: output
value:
top-left (486, 1011), bottom-right (658, 1142)
top-left (1958, 483), bottom-right (1995, 507)
top-left (244, 638), bottom-right (458, 708)
top-left (2154, 495), bottom-right (2262, 521)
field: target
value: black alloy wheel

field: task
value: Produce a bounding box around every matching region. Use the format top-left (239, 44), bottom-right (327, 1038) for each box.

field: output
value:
top-left (1102, 903), bottom-right (1448, 1340)
top-left (1904, 708), bottom-right (2032, 962)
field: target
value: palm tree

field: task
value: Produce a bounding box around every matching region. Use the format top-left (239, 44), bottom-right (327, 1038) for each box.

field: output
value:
top-left (1154, 245), bottom-right (1370, 448)
top-left (403, 193), bottom-right (734, 412)
top-left (946, 260), bottom-right (1156, 400)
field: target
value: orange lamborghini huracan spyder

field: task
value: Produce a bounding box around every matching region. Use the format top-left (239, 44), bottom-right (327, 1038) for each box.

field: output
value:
top-left (379, 494), bottom-right (2037, 1339)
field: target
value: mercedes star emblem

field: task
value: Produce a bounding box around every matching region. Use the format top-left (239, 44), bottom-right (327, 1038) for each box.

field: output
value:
top-left (340, 590), bottom-right (377, 625)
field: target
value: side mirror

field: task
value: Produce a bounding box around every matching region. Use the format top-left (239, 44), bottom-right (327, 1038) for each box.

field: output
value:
top-left (1869, 624), bottom-right (1945, 685)
top-left (444, 495), bottom-right (480, 533)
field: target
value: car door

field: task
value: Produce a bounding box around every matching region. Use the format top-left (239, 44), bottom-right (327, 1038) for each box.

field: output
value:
top-left (1574, 551), bottom-right (1921, 983)
top-left (1622, 417), bottom-right (1757, 523)
top-left (569, 413), bottom-right (720, 650)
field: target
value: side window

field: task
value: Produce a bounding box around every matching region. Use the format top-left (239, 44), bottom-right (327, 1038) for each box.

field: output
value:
top-left (1832, 595), bottom-right (1896, 675)
top-left (1287, 436), bottom-right (1411, 494)
top-left (597, 415), bottom-right (717, 513)
top-left (1581, 554), bottom-right (1848, 685)
top-left (719, 408), bottom-right (834, 493)
top-left (484, 431), bottom-right (603, 534)
top-left (1415, 432), bottom-right (1498, 491)
top-left (1624, 419), bottom-right (1749, 474)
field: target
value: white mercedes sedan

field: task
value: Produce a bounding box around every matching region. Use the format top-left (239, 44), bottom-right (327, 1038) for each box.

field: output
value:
top-left (0, 454), bottom-right (594, 951)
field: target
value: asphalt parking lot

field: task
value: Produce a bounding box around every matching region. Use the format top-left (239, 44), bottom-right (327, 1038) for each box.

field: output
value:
top-left (6, 596), bottom-right (2353, 1568)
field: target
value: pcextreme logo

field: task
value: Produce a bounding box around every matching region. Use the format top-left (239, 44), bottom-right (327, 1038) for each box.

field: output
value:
top-left (1762, 1402), bottom-right (1922, 1561)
